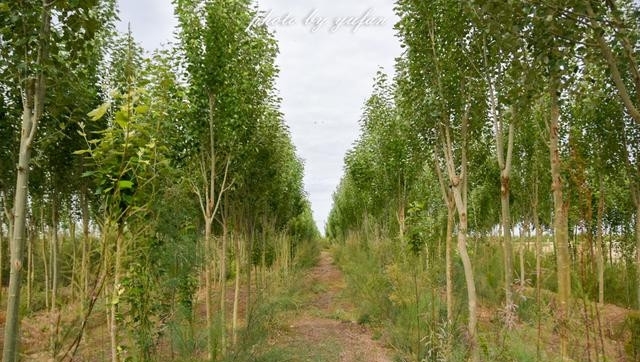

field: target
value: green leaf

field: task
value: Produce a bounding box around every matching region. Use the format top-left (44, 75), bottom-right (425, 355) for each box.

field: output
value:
top-left (73, 149), bottom-right (91, 155)
top-left (135, 105), bottom-right (149, 114)
top-left (118, 180), bottom-right (134, 190)
top-left (88, 102), bottom-right (110, 121)
top-left (115, 111), bottom-right (128, 128)
top-left (81, 171), bottom-right (96, 178)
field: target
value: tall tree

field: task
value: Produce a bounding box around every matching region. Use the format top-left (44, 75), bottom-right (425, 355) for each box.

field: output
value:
top-left (1, 3), bottom-right (52, 358)
top-left (396, 1), bottom-right (486, 359)
top-left (175, 0), bottom-right (284, 357)
top-left (0, 1), bottom-right (114, 359)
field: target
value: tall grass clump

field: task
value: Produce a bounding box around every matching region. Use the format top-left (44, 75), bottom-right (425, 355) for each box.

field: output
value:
top-left (333, 231), bottom-right (468, 361)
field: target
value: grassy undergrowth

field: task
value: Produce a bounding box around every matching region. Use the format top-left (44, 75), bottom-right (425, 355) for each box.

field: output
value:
top-left (222, 240), bottom-right (321, 362)
top-left (331, 233), bottom-right (634, 361)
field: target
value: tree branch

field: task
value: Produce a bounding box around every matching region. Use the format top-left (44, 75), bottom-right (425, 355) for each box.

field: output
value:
top-left (584, 0), bottom-right (640, 125)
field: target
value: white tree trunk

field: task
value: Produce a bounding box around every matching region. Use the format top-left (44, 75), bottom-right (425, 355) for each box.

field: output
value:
top-left (232, 233), bottom-right (241, 346)
top-left (2, 3), bottom-right (51, 360)
top-left (440, 110), bottom-right (478, 362)
top-left (549, 81), bottom-right (571, 359)
top-left (596, 181), bottom-right (605, 305)
top-left (4, 107), bottom-right (40, 362)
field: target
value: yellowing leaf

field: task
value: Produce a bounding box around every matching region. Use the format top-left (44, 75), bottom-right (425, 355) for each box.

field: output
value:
top-left (135, 105), bottom-right (149, 114)
top-left (87, 102), bottom-right (110, 121)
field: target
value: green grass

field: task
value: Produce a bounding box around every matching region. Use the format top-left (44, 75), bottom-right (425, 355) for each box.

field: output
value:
top-left (223, 241), bottom-right (320, 362)
top-left (330, 233), bottom-right (620, 362)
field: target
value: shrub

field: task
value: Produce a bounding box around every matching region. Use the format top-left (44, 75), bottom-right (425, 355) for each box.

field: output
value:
top-left (623, 311), bottom-right (640, 360)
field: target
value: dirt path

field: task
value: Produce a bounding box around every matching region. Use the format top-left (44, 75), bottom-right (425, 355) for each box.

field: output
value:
top-left (266, 251), bottom-right (393, 362)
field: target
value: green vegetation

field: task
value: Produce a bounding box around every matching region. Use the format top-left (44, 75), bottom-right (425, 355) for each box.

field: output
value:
top-left (2, 0), bottom-right (640, 361)
top-left (0, 1), bottom-right (317, 361)
top-left (327, 0), bottom-right (640, 360)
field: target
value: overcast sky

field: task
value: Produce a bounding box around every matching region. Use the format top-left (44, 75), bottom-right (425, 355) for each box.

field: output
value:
top-left (116, 0), bottom-right (402, 231)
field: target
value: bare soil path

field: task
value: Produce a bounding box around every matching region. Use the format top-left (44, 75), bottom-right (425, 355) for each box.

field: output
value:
top-left (264, 250), bottom-right (393, 362)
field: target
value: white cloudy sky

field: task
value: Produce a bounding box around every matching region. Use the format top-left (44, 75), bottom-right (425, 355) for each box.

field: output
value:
top-left (116, 0), bottom-right (402, 231)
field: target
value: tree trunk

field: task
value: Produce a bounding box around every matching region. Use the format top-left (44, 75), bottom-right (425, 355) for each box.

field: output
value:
top-left (549, 80), bottom-right (571, 359)
top-left (50, 198), bottom-right (60, 358)
top-left (500, 173), bottom-right (514, 308)
top-left (3, 4), bottom-right (51, 360)
top-left (219, 218), bottom-right (227, 356)
top-left (445, 205), bottom-right (454, 323)
top-left (533, 182), bottom-right (543, 358)
top-left (521, 220), bottom-right (529, 289)
top-left (245, 227), bottom-right (253, 332)
top-left (596, 179), bottom-right (605, 305)
top-left (488, 65), bottom-right (515, 311)
top-left (397, 182), bottom-right (406, 240)
top-left (634, 193), bottom-right (640, 309)
top-left (261, 230), bottom-right (266, 290)
top-left (26, 225), bottom-right (33, 310)
top-left (454, 192), bottom-right (478, 362)
top-left (3, 96), bottom-right (39, 362)
top-left (0, 206), bottom-right (4, 302)
top-left (3, 201), bottom-right (15, 280)
top-left (194, 151), bottom-right (230, 361)
top-left (28, 227), bottom-right (33, 308)
top-left (81, 183), bottom-right (90, 314)
top-left (0, 194), bottom-right (14, 303)
top-left (193, 91), bottom-right (226, 361)
top-left (204, 216), bottom-right (214, 361)
top-left (41, 209), bottom-right (49, 310)
top-left (260, 217), bottom-right (270, 292)
top-left (109, 226), bottom-right (123, 362)
top-left (51, 198), bottom-right (59, 311)
top-left (69, 211), bottom-right (76, 301)
top-left (433, 145), bottom-right (455, 325)
top-left (232, 233), bottom-right (241, 346)
top-left (441, 109), bottom-right (478, 362)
